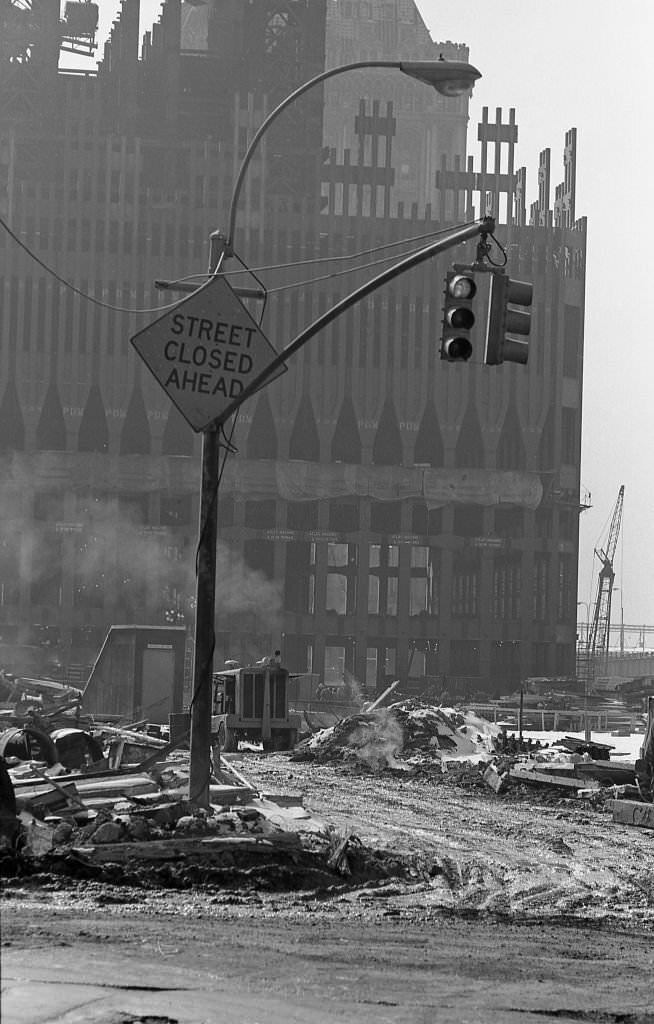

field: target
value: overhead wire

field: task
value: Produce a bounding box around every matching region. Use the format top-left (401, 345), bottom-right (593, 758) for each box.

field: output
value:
top-left (167, 219), bottom-right (480, 286)
top-left (0, 213), bottom-right (183, 314)
top-left (0, 211), bottom-right (482, 316)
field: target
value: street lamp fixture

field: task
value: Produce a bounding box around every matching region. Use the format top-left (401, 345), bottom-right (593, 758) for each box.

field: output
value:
top-left (399, 59), bottom-right (481, 95)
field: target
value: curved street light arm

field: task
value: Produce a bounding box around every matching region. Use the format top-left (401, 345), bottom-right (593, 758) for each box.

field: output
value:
top-left (226, 59), bottom-right (479, 252)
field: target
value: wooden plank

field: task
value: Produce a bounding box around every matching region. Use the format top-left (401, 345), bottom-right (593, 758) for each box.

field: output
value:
top-left (208, 784), bottom-right (254, 806)
top-left (612, 800), bottom-right (654, 829)
top-left (73, 774), bottom-right (161, 799)
top-left (217, 755), bottom-right (258, 793)
top-left (133, 732), bottom-right (190, 772)
top-left (27, 765), bottom-right (87, 810)
top-left (72, 832), bottom-right (301, 863)
top-left (15, 781), bottom-right (81, 812)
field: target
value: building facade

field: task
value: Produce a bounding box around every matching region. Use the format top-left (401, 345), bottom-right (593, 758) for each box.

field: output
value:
top-left (0, 0), bottom-right (586, 696)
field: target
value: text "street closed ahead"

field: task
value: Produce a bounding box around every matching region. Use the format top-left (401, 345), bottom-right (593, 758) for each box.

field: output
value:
top-left (130, 275), bottom-right (286, 432)
top-left (164, 313), bottom-right (258, 397)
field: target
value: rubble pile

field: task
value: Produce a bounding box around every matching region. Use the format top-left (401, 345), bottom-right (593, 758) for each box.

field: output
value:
top-left (294, 699), bottom-right (500, 771)
top-left (0, 714), bottom-right (423, 892)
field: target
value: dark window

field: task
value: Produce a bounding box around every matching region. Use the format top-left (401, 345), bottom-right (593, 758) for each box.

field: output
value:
top-left (368, 544), bottom-right (399, 616)
top-left (451, 561), bottom-right (479, 617)
top-left (244, 499), bottom-right (276, 529)
top-left (453, 505), bottom-right (484, 537)
top-left (284, 542), bottom-right (313, 613)
top-left (370, 502), bottom-right (401, 534)
top-left (536, 510), bottom-right (552, 539)
top-left (328, 501), bottom-right (359, 533)
top-left (494, 507), bottom-right (523, 538)
top-left (427, 508), bottom-right (443, 535)
top-left (559, 509), bottom-right (576, 541)
top-left (492, 558), bottom-right (522, 620)
top-left (243, 539), bottom-right (275, 579)
top-left (557, 553), bottom-right (575, 623)
top-left (411, 503), bottom-right (428, 534)
top-left (533, 556), bottom-right (549, 621)
top-left (450, 639), bottom-right (480, 677)
top-left (287, 501), bottom-right (319, 531)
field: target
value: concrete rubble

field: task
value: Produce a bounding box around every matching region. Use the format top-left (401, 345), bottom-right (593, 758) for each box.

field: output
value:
top-left (289, 698), bottom-right (647, 810)
top-left (293, 699), bottom-right (501, 770)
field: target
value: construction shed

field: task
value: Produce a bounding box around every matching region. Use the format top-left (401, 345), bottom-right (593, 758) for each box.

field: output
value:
top-left (82, 626), bottom-right (187, 725)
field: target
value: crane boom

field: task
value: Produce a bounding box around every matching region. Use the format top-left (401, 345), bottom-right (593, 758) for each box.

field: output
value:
top-left (589, 484), bottom-right (624, 668)
top-left (578, 485), bottom-right (625, 741)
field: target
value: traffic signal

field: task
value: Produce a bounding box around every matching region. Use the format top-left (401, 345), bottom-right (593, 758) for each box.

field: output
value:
top-left (484, 270), bottom-right (533, 365)
top-left (440, 269), bottom-right (477, 362)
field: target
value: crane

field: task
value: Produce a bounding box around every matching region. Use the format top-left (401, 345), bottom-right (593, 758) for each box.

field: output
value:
top-left (578, 484), bottom-right (625, 739)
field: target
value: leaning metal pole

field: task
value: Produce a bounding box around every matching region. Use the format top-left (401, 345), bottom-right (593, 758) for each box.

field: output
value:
top-left (188, 232), bottom-right (227, 810)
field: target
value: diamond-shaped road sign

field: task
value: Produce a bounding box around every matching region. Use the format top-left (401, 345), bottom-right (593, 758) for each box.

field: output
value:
top-left (131, 274), bottom-right (286, 432)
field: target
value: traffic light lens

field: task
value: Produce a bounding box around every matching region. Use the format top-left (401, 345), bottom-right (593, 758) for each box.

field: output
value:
top-left (448, 307), bottom-right (475, 330)
top-left (449, 275), bottom-right (476, 300)
top-left (444, 337), bottom-right (473, 361)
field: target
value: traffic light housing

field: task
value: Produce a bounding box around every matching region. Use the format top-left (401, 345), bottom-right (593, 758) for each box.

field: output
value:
top-left (440, 268), bottom-right (477, 362)
top-left (484, 270), bottom-right (532, 365)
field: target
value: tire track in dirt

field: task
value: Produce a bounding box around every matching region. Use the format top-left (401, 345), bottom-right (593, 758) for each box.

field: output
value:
top-left (238, 753), bottom-right (654, 921)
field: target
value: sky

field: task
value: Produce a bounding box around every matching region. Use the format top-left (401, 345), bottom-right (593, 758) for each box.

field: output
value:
top-left (87, 1), bottom-right (654, 641)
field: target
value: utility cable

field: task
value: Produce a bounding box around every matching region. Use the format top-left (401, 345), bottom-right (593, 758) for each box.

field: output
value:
top-left (163, 219), bottom-right (481, 289)
top-left (0, 213), bottom-right (183, 314)
top-left (0, 211), bottom-right (480, 315)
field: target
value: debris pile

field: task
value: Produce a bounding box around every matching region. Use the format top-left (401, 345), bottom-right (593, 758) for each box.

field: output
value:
top-left (0, 707), bottom-right (422, 892)
top-left (0, 672), bottom-right (85, 731)
top-left (294, 699), bottom-right (500, 770)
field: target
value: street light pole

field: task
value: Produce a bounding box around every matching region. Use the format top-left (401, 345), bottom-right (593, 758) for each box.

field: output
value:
top-left (188, 231), bottom-right (227, 809)
top-left (187, 58), bottom-right (482, 809)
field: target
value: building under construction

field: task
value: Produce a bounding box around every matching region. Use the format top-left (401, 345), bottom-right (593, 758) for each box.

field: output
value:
top-left (0, 0), bottom-right (586, 696)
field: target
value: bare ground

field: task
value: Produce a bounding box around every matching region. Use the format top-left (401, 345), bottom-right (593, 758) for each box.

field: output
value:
top-left (4, 752), bottom-right (654, 1023)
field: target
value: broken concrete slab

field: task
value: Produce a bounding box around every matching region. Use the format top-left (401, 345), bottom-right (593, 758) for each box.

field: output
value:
top-left (509, 765), bottom-right (599, 791)
top-left (612, 799), bottom-right (654, 829)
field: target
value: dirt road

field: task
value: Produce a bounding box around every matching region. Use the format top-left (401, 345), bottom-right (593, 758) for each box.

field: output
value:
top-left (3, 751), bottom-right (654, 1023)
top-left (241, 751), bottom-right (654, 922)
